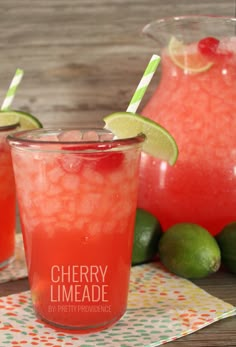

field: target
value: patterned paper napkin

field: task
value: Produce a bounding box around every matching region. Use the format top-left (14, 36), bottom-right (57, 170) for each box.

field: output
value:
top-left (0, 233), bottom-right (27, 284)
top-left (0, 261), bottom-right (235, 346)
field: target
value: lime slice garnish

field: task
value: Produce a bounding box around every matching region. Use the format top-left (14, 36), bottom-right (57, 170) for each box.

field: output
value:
top-left (0, 110), bottom-right (42, 130)
top-left (0, 112), bottom-right (19, 128)
top-left (168, 36), bottom-right (214, 73)
top-left (103, 112), bottom-right (178, 165)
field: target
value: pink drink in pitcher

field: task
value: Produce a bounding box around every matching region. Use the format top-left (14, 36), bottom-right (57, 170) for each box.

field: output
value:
top-left (138, 16), bottom-right (236, 235)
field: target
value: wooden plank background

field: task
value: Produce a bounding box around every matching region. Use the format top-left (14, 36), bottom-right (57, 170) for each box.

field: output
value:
top-left (0, 0), bottom-right (235, 127)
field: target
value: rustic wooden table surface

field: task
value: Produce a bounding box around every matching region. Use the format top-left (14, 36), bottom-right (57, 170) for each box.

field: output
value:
top-left (0, 0), bottom-right (236, 346)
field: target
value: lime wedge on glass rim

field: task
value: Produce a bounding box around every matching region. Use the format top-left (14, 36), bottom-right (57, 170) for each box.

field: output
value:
top-left (0, 112), bottom-right (20, 128)
top-left (103, 112), bottom-right (178, 165)
top-left (0, 110), bottom-right (42, 129)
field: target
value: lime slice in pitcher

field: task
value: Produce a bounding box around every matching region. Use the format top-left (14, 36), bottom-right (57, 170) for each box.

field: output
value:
top-left (168, 36), bottom-right (214, 73)
top-left (103, 112), bottom-right (178, 165)
top-left (0, 110), bottom-right (42, 129)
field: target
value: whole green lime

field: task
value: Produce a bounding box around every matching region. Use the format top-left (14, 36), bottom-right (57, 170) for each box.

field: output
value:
top-left (216, 222), bottom-right (236, 274)
top-left (132, 208), bottom-right (162, 265)
top-left (158, 223), bottom-right (221, 279)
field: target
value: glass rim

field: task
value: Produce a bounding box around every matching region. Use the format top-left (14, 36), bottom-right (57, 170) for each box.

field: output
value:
top-left (142, 14), bottom-right (236, 47)
top-left (143, 14), bottom-right (236, 28)
top-left (7, 127), bottom-right (146, 152)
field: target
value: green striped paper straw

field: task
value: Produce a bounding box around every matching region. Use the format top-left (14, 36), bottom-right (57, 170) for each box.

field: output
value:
top-left (126, 54), bottom-right (161, 113)
top-left (1, 68), bottom-right (24, 110)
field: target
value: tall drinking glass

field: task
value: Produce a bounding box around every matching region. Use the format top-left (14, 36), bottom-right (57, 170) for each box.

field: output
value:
top-left (138, 16), bottom-right (236, 235)
top-left (8, 128), bottom-right (144, 332)
top-left (0, 123), bottom-right (18, 269)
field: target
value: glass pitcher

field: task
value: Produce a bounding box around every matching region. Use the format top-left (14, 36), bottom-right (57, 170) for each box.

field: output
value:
top-left (138, 16), bottom-right (236, 236)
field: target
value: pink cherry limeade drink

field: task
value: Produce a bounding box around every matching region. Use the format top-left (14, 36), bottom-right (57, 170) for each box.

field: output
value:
top-left (8, 128), bottom-right (144, 332)
top-left (0, 126), bottom-right (17, 268)
top-left (139, 19), bottom-right (236, 236)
